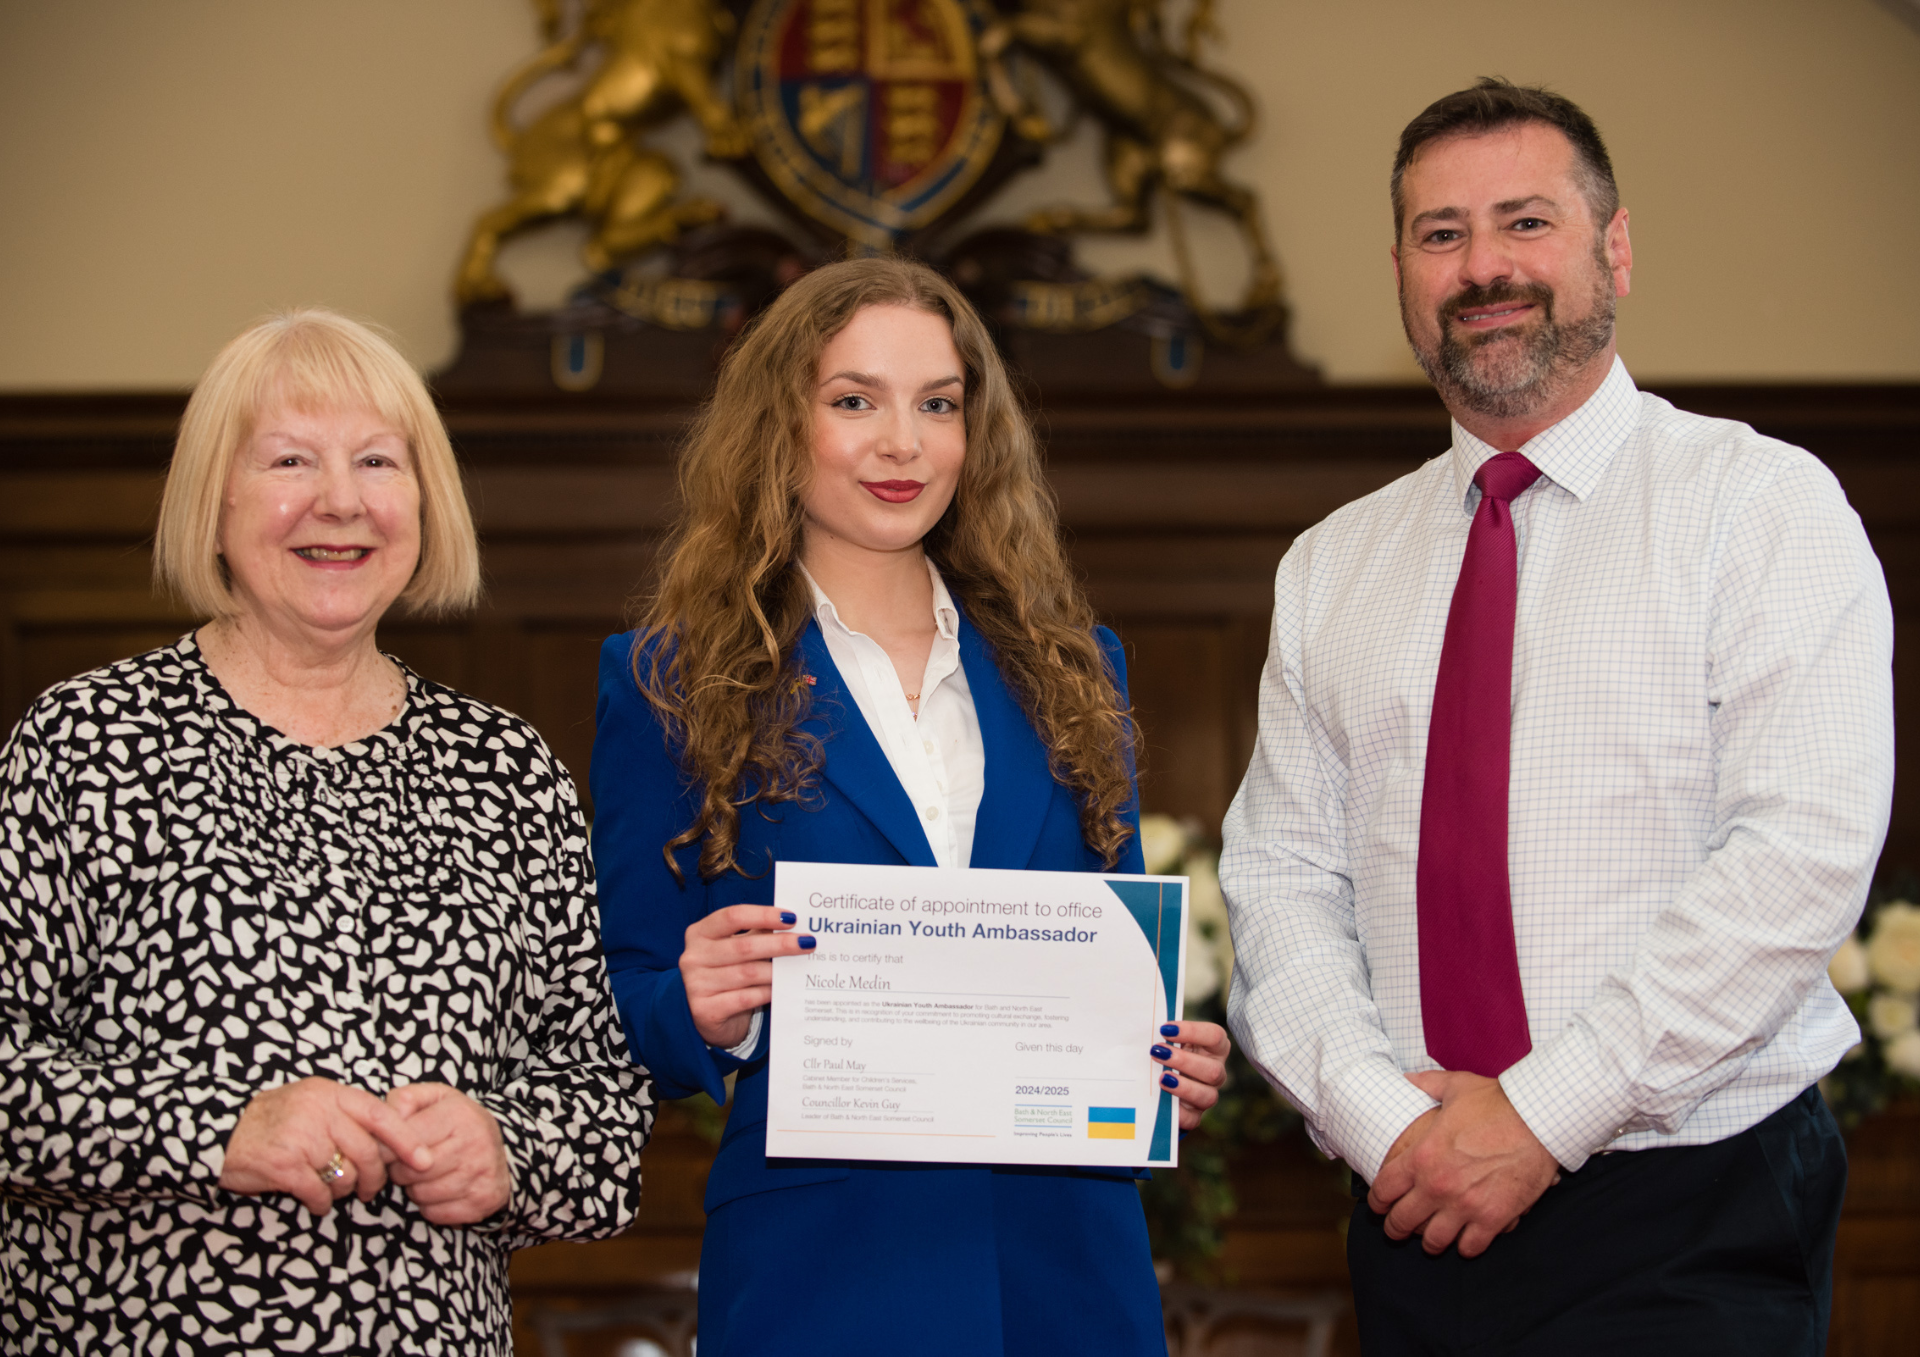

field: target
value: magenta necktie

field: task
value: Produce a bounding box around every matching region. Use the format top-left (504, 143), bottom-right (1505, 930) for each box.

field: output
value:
top-left (1418, 451), bottom-right (1542, 1078)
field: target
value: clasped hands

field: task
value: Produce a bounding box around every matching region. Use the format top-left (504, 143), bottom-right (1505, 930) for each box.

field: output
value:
top-left (1366, 1070), bottom-right (1563, 1258)
top-left (681, 905), bottom-right (1233, 1127)
top-left (219, 1076), bottom-right (511, 1224)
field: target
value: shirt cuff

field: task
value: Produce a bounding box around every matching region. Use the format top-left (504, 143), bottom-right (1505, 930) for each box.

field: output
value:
top-left (465, 1090), bottom-right (530, 1236)
top-left (1500, 1023), bottom-right (1636, 1172)
top-left (1318, 1054), bottom-right (1443, 1182)
top-left (719, 1008), bottom-right (763, 1061)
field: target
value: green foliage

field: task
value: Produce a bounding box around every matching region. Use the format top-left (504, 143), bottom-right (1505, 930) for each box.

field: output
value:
top-left (1823, 988), bottom-right (1901, 1130)
top-left (1136, 992), bottom-right (1304, 1282)
top-left (1820, 866), bottom-right (1920, 1130)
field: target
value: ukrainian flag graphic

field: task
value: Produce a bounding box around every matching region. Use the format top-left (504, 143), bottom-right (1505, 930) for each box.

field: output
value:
top-left (1087, 1107), bottom-right (1136, 1140)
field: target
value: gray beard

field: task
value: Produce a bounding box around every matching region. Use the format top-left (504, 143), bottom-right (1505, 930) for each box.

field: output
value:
top-left (1405, 261), bottom-right (1616, 423)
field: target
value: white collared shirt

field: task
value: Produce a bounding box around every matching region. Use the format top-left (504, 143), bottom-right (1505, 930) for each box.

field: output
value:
top-left (721, 558), bottom-right (987, 1060)
top-left (1221, 357), bottom-right (1893, 1178)
top-left (796, 557), bottom-right (985, 869)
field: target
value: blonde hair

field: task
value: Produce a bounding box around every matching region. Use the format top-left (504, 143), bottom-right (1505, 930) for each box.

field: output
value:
top-left (638, 257), bottom-right (1137, 880)
top-left (154, 308), bottom-right (480, 618)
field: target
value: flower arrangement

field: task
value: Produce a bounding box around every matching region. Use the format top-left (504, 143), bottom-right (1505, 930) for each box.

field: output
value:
top-left (1822, 871), bottom-right (1920, 1128)
top-left (1134, 814), bottom-right (1305, 1281)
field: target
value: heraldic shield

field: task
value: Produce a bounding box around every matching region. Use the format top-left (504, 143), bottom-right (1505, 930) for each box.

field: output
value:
top-left (740, 0), bottom-right (1005, 248)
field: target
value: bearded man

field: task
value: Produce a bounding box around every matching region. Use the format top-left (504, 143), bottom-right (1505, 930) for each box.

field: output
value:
top-left (1220, 79), bottom-right (1892, 1356)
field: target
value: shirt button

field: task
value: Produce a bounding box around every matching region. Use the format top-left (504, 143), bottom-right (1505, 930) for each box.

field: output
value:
top-left (924, 806), bottom-right (940, 822)
top-left (923, 740), bottom-right (936, 755)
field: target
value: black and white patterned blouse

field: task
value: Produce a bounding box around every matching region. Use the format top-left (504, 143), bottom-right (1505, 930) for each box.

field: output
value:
top-left (0, 636), bottom-right (651, 1355)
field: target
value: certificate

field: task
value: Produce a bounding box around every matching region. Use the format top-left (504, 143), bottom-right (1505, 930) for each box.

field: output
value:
top-left (766, 861), bottom-right (1187, 1168)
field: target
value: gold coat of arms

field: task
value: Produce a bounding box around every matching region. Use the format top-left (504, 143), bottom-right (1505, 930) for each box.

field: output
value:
top-left (445, 0), bottom-right (1314, 395)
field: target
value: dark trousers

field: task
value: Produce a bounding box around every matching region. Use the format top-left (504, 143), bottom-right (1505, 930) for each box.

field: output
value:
top-left (1347, 1085), bottom-right (1846, 1356)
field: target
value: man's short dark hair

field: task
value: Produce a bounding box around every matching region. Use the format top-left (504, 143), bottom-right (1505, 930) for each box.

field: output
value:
top-left (1391, 77), bottom-right (1620, 239)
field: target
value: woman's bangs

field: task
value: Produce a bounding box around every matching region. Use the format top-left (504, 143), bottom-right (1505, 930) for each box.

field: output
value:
top-left (248, 328), bottom-right (421, 449)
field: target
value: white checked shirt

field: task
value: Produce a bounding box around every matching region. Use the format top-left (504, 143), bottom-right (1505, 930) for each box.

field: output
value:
top-left (722, 560), bottom-right (986, 1059)
top-left (1220, 358), bottom-right (1893, 1178)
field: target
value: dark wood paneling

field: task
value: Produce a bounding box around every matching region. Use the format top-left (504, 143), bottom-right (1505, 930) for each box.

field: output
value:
top-left (1120, 617), bottom-right (1271, 833)
top-left (17, 623), bottom-right (186, 711)
top-left (1832, 1101), bottom-right (1920, 1356)
top-left (523, 624), bottom-right (629, 799)
top-left (1125, 622), bottom-right (1234, 827)
top-left (377, 624), bottom-right (475, 695)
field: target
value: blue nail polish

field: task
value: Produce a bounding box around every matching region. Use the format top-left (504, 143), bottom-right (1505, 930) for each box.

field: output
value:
top-left (1150, 1045), bottom-right (1173, 1061)
top-left (1161, 1072), bottom-right (1179, 1089)
top-left (779, 911), bottom-right (796, 925)
top-left (798, 935), bottom-right (817, 950)
top-left (1160, 1023), bottom-right (1180, 1038)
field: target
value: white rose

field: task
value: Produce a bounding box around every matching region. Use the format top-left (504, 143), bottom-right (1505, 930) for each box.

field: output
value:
top-left (1885, 1030), bottom-right (1920, 1081)
top-left (1187, 856), bottom-right (1233, 998)
top-left (1867, 902), bottom-right (1920, 993)
top-left (1868, 992), bottom-right (1919, 1041)
top-left (1184, 927), bottom-right (1221, 1006)
top-left (1187, 855), bottom-right (1229, 932)
top-left (1139, 814), bottom-right (1189, 877)
top-left (1828, 935), bottom-right (1871, 994)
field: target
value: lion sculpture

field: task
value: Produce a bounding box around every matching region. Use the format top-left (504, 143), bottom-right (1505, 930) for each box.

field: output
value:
top-left (454, 0), bottom-right (749, 306)
top-left (981, 0), bottom-right (1282, 333)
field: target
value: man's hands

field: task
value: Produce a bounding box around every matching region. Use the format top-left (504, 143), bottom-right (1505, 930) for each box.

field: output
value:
top-left (1366, 1070), bottom-right (1562, 1258)
top-left (220, 1077), bottom-right (512, 1225)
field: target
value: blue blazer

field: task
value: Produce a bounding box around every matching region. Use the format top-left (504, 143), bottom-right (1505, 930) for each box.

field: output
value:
top-left (592, 612), bottom-right (1164, 1357)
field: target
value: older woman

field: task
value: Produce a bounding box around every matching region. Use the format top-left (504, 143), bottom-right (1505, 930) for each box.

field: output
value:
top-left (0, 310), bottom-right (649, 1354)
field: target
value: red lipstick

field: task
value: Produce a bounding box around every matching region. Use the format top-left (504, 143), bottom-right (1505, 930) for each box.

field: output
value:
top-left (862, 481), bottom-right (926, 504)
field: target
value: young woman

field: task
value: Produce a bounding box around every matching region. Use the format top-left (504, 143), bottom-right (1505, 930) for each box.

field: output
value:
top-left (592, 258), bottom-right (1229, 1357)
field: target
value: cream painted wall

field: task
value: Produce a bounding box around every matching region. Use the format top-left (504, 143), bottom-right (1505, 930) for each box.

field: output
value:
top-left (1, 0), bottom-right (1916, 388)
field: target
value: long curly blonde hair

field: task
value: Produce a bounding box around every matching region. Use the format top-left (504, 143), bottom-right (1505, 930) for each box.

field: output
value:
top-left (636, 257), bottom-right (1137, 881)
